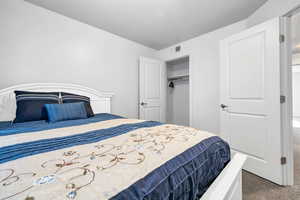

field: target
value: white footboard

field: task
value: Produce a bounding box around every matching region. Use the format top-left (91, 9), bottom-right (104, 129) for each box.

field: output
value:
top-left (201, 153), bottom-right (247, 200)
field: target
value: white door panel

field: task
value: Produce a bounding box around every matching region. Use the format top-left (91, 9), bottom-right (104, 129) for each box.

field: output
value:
top-left (144, 107), bottom-right (161, 122)
top-left (145, 63), bottom-right (161, 99)
top-left (139, 57), bottom-right (166, 122)
top-left (228, 113), bottom-right (267, 159)
top-left (228, 32), bottom-right (265, 100)
top-left (220, 18), bottom-right (283, 184)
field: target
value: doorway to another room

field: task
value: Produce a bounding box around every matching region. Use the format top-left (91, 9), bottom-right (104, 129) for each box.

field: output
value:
top-left (289, 9), bottom-right (300, 195)
top-left (242, 9), bottom-right (300, 200)
top-left (291, 12), bottom-right (300, 151)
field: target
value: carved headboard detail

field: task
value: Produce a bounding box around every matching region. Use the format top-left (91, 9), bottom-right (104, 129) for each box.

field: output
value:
top-left (0, 83), bottom-right (114, 121)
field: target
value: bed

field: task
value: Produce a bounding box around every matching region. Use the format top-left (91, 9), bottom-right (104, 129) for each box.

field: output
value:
top-left (0, 83), bottom-right (246, 200)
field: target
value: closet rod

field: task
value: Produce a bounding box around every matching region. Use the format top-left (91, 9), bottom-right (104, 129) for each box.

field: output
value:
top-left (168, 75), bottom-right (189, 81)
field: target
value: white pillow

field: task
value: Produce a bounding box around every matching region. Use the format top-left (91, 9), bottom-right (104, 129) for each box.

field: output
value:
top-left (0, 92), bottom-right (17, 122)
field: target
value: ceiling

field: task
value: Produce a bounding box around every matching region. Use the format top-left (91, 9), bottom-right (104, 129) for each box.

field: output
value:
top-left (26, 0), bottom-right (267, 50)
top-left (292, 12), bottom-right (300, 54)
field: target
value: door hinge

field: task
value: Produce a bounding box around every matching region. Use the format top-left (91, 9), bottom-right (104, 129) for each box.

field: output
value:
top-left (280, 95), bottom-right (286, 104)
top-left (280, 35), bottom-right (285, 43)
top-left (281, 157), bottom-right (287, 165)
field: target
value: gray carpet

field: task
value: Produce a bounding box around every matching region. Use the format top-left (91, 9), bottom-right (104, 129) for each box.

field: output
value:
top-left (242, 145), bottom-right (300, 200)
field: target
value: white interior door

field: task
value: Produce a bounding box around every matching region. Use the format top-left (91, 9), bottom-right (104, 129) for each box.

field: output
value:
top-left (139, 57), bottom-right (166, 122)
top-left (220, 18), bottom-right (283, 184)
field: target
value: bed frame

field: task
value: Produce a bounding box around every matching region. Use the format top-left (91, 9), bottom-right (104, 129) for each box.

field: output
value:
top-left (0, 83), bottom-right (114, 121)
top-left (0, 83), bottom-right (247, 200)
top-left (201, 153), bottom-right (247, 200)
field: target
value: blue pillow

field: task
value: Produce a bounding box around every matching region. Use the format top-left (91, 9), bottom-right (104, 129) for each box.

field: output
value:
top-left (44, 102), bottom-right (88, 123)
top-left (61, 92), bottom-right (94, 117)
top-left (14, 91), bottom-right (60, 123)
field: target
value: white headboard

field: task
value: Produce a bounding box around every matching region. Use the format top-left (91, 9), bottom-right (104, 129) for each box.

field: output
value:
top-left (0, 83), bottom-right (114, 121)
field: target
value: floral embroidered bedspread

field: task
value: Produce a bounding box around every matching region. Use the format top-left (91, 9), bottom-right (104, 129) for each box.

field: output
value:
top-left (0, 114), bottom-right (230, 200)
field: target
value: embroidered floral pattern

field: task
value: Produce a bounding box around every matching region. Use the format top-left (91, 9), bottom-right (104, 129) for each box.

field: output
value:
top-left (0, 124), bottom-right (200, 200)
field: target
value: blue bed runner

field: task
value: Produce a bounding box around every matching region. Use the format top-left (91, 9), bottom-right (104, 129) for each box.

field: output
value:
top-left (0, 121), bottom-right (161, 164)
top-left (0, 113), bottom-right (122, 136)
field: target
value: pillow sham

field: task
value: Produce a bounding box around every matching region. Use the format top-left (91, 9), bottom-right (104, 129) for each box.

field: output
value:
top-left (14, 91), bottom-right (60, 123)
top-left (44, 102), bottom-right (88, 123)
top-left (61, 92), bottom-right (94, 117)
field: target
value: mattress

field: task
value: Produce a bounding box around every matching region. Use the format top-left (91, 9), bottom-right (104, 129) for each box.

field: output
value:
top-left (0, 114), bottom-right (230, 200)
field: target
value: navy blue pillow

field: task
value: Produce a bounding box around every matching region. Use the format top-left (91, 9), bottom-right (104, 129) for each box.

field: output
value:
top-left (14, 91), bottom-right (60, 123)
top-left (61, 92), bottom-right (94, 117)
top-left (44, 102), bottom-right (88, 123)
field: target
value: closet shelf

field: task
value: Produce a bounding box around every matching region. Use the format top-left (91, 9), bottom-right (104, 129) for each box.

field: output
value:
top-left (167, 75), bottom-right (189, 81)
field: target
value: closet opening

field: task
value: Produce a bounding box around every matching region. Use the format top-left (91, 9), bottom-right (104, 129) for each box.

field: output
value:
top-left (165, 56), bottom-right (190, 126)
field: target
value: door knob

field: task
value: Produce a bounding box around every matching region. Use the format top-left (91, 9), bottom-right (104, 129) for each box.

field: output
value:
top-left (141, 102), bottom-right (148, 106)
top-left (220, 104), bottom-right (228, 109)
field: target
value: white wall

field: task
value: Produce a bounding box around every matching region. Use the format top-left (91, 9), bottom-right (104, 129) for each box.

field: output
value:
top-left (0, 0), bottom-right (156, 118)
top-left (292, 12), bottom-right (300, 54)
top-left (293, 53), bottom-right (300, 65)
top-left (293, 69), bottom-right (300, 120)
top-left (247, 0), bottom-right (300, 27)
top-left (293, 54), bottom-right (300, 121)
top-left (157, 21), bottom-right (246, 134)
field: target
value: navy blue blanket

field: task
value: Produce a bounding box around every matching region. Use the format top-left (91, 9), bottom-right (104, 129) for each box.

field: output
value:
top-left (0, 113), bottom-right (230, 199)
top-left (112, 136), bottom-right (230, 200)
